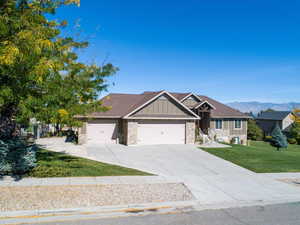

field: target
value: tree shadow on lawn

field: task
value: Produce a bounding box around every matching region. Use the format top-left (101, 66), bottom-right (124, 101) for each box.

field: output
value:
top-left (36, 148), bottom-right (76, 162)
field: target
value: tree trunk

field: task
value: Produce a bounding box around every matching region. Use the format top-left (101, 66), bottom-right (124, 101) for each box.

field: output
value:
top-left (55, 123), bottom-right (60, 136)
top-left (0, 104), bottom-right (19, 140)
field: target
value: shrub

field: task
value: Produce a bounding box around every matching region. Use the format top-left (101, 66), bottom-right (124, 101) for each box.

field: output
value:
top-left (65, 129), bottom-right (78, 144)
top-left (297, 137), bottom-right (300, 145)
top-left (247, 119), bottom-right (264, 141)
top-left (289, 122), bottom-right (300, 139)
top-left (0, 138), bottom-right (37, 175)
top-left (288, 138), bottom-right (297, 144)
top-left (264, 136), bottom-right (273, 142)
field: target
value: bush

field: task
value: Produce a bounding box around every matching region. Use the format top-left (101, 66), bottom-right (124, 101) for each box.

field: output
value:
top-left (247, 119), bottom-right (264, 141)
top-left (264, 136), bottom-right (273, 142)
top-left (289, 122), bottom-right (300, 139)
top-left (0, 138), bottom-right (37, 175)
top-left (297, 137), bottom-right (300, 145)
top-left (288, 138), bottom-right (297, 144)
top-left (65, 129), bottom-right (78, 144)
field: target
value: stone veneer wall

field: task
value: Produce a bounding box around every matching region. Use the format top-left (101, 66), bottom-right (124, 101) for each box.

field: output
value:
top-left (126, 120), bottom-right (138, 145)
top-left (185, 121), bottom-right (196, 144)
top-left (78, 122), bottom-right (87, 145)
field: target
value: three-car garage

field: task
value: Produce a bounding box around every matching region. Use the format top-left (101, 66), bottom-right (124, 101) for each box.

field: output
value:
top-left (84, 119), bottom-right (189, 145)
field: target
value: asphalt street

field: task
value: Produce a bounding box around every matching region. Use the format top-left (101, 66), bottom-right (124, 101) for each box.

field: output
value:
top-left (29, 202), bottom-right (300, 225)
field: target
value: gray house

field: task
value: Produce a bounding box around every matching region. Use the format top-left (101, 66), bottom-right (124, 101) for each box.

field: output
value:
top-left (77, 91), bottom-right (250, 145)
top-left (256, 111), bottom-right (294, 135)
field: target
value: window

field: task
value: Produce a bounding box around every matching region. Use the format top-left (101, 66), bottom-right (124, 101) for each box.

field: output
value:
top-left (234, 120), bottom-right (242, 129)
top-left (215, 120), bottom-right (222, 129)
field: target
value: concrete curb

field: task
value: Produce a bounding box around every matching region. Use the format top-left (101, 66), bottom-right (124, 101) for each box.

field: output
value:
top-left (260, 172), bottom-right (300, 179)
top-left (0, 200), bottom-right (198, 225)
top-left (2, 198), bottom-right (300, 225)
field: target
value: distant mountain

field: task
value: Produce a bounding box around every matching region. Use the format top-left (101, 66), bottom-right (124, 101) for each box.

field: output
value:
top-left (226, 102), bottom-right (300, 115)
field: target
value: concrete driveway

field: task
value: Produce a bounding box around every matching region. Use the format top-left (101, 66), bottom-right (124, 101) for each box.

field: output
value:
top-left (87, 144), bottom-right (300, 206)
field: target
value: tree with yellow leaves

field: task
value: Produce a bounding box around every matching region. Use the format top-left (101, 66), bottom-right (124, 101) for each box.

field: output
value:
top-left (0, 0), bottom-right (118, 139)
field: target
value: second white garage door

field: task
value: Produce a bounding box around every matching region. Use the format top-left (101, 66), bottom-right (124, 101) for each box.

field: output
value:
top-left (137, 120), bottom-right (185, 145)
top-left (86, 120), bottom-right (117, 144)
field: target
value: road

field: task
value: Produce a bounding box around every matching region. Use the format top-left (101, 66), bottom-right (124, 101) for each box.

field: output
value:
top-left (29, 202), bottom-right (300, 225)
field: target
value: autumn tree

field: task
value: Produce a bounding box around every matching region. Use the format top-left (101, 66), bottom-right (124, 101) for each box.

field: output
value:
top-left (0, 0), bottom-right (117, 174)
top-left (0, 0), bottom-right (117, 139)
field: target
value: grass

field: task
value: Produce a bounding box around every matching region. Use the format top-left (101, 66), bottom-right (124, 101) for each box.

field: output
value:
top-left (202, 141), bottom-right (300, 173)
top-left (27, 149), bottom-right (151, 177)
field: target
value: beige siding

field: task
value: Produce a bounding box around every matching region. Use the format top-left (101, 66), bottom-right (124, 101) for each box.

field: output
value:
top-left (133, 94), bottom-right (193, 117)
top-left (229, 120), bottom-right (247, 135)
top-left (209, 119), bottom-right (248, 145)
top-left (210, 119), bottom-right (247, 134)
top-left (282, 114), bottom-right (294, 131)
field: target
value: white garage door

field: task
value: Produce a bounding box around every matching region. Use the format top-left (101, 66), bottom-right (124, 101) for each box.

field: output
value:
top-left (86, 120), bottom-right (117, 144)
top-left (137, 121), bottom-right (185, 145)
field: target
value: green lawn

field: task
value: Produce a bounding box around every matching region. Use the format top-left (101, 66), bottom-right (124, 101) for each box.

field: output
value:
top-left (202, 141), bottom-right (300, 173)
top-left (27, 149), bottom-right (151, 177)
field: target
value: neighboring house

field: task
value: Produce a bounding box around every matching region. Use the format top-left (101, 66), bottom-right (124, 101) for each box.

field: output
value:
top-left (76, 91), bottom-right (250, 145)
top-left (256, 111), bottom-right (294, 135)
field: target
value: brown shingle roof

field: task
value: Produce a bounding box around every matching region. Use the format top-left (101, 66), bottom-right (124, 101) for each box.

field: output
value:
top-left (79, 91), bottom-right (249, 119)
top-left (169, 92), bottom-right (191, 101)
top-left (88, 93), bottom-right (144, 118)
top-left (84, 91), bottom-right (164, 118)
top-left (198, 95), bottom-right (250, 119)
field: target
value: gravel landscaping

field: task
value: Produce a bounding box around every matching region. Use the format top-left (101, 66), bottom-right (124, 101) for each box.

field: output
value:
top-left (0, 183), bottom-right (194, 212)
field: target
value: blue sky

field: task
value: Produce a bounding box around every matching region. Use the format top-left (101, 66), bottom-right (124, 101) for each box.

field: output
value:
top-left (56, 0), bottom-right (300, 103)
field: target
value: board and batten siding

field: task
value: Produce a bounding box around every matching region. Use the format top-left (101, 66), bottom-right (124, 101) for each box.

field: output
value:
top-left (282, 114), bottom-right (294, 131)
top-left (133, 95), bottom-right (193, 117)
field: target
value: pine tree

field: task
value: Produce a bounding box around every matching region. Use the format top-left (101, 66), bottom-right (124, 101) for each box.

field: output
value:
top-left (271, 123), bottom-right (288, 151)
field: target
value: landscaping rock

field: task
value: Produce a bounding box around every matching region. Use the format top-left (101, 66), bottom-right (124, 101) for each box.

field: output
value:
top-left (0, 183), bottom-right (194, 212)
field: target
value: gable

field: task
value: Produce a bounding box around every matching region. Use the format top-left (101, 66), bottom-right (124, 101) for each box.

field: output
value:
top-left (131, 94), bottom-right (195, 118)
top-left (182, 95), bottom-right (200, 108)
top-left (195, 101), bottom-right (215, 111)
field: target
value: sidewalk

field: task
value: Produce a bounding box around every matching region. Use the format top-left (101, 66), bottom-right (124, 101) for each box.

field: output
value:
top-left (0, 175), bottom-right (182, 186)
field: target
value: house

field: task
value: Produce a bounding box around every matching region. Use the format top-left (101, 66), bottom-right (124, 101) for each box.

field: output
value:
top-left (256, 111), bottom-right (294, 135)
top-left (76, 91), bottom-right (250, 145)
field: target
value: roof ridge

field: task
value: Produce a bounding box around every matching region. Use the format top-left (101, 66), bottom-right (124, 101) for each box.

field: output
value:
top-left (109, 93), bottom-right (141, 95)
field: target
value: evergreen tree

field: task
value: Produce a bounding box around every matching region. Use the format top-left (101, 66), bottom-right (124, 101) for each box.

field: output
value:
top-left (271, 123), bottom-right (288, 151)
